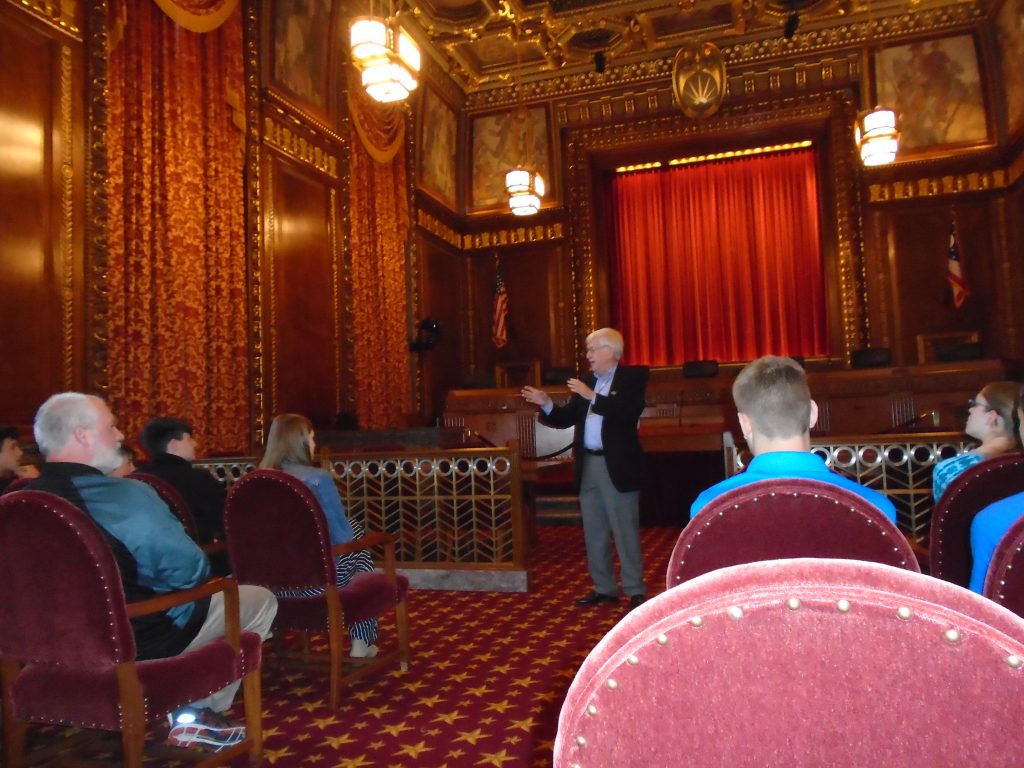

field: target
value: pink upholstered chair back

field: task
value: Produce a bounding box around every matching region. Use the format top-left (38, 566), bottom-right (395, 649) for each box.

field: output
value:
top-left (556, 557), bottom-right (1024, 767)
top-left (224, 468), bottom-right (336, 591)
top-left (128, 471), bottom-right (199, 540)
top-left (931, 452), bottom-right (1024, 587)
top-left (667, 478), bottom-right (918, 589)
top-left (984, 500), bottom-right (1024, 616)
top-left (0, 490), bottom-right (136, 666)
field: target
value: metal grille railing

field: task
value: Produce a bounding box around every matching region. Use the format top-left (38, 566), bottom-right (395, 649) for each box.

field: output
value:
top-left (326, 448), bottom-right (524, 569)
top-left (197, 446), bottom-right (526, 569)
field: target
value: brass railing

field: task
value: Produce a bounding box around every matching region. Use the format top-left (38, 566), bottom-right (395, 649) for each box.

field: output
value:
top-left (196, 445), bottom-right (526, 569)
top-left (734, 432), bottom-right (974, 543)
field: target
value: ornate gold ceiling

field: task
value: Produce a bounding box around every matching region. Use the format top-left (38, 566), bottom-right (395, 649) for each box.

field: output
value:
top-left (399, 0), bottom-right (973, 93)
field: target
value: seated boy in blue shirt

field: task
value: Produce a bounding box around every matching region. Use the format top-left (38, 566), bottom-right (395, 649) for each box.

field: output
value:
top-left (691, 355), bottom-right (896, 522)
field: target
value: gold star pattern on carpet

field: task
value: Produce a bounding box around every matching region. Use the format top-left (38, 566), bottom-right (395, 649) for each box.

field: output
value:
top-left (224, 526), bottom-right (677, 767)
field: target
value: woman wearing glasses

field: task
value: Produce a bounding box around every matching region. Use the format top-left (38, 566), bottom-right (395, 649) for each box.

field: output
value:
top-left (932, 381), bottom-right (1021, 501)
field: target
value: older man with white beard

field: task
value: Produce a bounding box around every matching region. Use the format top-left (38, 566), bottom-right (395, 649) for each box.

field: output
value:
top-left (25, 392), bottom-right (277, 751)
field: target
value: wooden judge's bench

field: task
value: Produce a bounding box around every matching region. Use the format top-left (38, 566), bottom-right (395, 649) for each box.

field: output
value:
top-left (442, 359), bottom-right (1004, 526)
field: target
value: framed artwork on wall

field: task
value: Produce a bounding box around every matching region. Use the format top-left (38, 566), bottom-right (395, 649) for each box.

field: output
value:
top-left (874, 34), bottom-right (991, 159)
top-left (418, 87), bottom-right (458, 210)
top-left (995, 0), bottom-right (1024, 138)
top-left (470, 105), bottom-right (551, 212)
top-left (270, 0), bottom-right (334, 123)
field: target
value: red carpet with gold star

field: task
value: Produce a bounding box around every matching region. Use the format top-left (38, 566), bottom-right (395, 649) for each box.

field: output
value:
top-left (250, 524), bottom-right (677, 768)
top-left (11, 524), bottom-right (679, 767)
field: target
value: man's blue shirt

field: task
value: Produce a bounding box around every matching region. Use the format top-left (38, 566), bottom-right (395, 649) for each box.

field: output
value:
top-left (690, 451), bottom-right (897, 522)
top-left (969, 491), bottom-right (1024, 593)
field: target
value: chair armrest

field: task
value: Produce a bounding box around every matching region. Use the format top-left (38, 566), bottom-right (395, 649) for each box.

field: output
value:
top-left (331, 531), bottom-right (393, 556)
top-left (202, 539), bottom-right (228, 556)
top-left (126, 576), bottom-right (242, 650)
top-left (331, 531), bottom-right (398, 579)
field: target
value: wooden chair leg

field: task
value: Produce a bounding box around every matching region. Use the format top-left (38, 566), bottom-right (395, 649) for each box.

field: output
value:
top-left (2, 660), bottom-right (28, 768)
top-left (121, 722), bottom-right (146, 768)
top-left (395, 600), bottom-right (411, 672)
top-left (242, 670), bottom-right (263, 765)
top-left (117, 664), bottom-right (146, 768)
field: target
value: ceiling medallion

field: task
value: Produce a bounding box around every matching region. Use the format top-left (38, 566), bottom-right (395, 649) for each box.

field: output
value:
top-left (671, 41), bottom-right (727, 120)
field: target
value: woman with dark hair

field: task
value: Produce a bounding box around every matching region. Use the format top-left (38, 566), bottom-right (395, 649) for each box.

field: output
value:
top-left (933, 381), bottom-right (1021, 501)
top-left (260, 413), bottom-right (379, 658)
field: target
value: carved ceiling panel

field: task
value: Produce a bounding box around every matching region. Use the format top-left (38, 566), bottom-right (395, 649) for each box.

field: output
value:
top-left (395, 0), bottom-right (976, 93)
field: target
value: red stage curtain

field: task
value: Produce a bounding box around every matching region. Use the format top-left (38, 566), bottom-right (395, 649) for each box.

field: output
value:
top-left (609, 148), bottom-right (827, 365)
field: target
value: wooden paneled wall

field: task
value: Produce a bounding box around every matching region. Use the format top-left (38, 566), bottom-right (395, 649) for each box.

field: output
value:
top-left (0, 3), bottom-right (85, 429)
top-left (864, 198), bottom-right (1011, 366)
top-left (264, 156), bottom-right (342, 427)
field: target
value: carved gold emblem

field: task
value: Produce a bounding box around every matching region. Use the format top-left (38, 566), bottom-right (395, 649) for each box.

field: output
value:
top-left (671, 42), bottom-right (727, 120)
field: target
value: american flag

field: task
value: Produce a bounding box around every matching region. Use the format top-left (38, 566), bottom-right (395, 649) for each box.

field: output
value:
top-left (946, 219), bottom-right (968, 309)
top-left (492, 267), bottom-right (509, 349)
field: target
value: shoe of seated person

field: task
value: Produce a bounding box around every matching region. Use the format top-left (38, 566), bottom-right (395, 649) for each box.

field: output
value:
top-left (350, 637), bottom-right (379, 658)
top-left (166, 707), bottom-right (246, 752)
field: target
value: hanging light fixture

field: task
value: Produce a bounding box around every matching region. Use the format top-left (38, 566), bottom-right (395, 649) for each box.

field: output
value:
top-left (854, 16), bottom-right (898, 167)
top-left (855, 107), bottom-right (899, 166)
top-left (504, 23), bottom-right (545, 216)
top-left (349, 3), bottom-right (420, 104)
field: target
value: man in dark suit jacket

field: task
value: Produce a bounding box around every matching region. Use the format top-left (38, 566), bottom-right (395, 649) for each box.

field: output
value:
top-left (523, 328), bottom-right (649, 609)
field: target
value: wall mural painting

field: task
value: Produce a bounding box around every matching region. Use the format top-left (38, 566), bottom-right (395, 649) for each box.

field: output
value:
top-left (420, 88), bottom-right (458, 209)
top-left (996, 0), bottom-right (1024, 136)
top-left (875, 35), bottom-right (989, 155)
top-left (471, 106), bottom-right (550, 210)
top-left (272, 0), bottom-right (333, 115)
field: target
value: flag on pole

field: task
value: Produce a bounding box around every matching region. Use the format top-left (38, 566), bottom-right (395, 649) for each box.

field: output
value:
top-left (492, 259), bottom-right (509, 349)
top-left (946, 219), bottom-right (968, 309)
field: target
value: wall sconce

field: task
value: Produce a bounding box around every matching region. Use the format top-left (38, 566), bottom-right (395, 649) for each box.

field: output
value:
top-left (410, 318), bottom-right (441, 352)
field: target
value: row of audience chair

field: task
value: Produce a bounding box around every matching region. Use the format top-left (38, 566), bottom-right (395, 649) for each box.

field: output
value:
top-left (558, 472), bottom-right (1024, 765)
top-left (0, 469), bottom-right (410, 767)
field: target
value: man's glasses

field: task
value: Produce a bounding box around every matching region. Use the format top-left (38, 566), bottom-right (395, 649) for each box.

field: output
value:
top-left (968, 398), bottom-right (994, 411)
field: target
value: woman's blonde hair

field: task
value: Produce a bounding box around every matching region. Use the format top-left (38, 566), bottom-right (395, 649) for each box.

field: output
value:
top-left (259, 413), bottom-right (314, 469)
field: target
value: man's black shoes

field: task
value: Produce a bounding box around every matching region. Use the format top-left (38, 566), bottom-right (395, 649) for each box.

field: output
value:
top-left (628, 594), bottom-right (645, 610)
top-left (576, 591), bottom-right (618, 606)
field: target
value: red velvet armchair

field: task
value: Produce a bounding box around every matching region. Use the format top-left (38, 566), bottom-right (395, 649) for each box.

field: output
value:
top-left (129, 471), bottom-right (227, 557)
top-left (0, 490), bottom-right (263, 768)
top-left (984, 501), bottom-right (1024, 617)
top-left (667, 478), bottom-right (919, 589)
top-left (224, 469), bottom-right (410, 708)
top-left (931, 452), bottom-right (1024, 587)
top-left (557, 557), bottom-right (1024, 767)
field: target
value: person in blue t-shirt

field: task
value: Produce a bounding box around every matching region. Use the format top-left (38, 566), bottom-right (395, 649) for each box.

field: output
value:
top-left (967, 383), bottom-right (1024, 593)
top-left (690, 356), bottom-right (896, 522)
top-left (932, 381), bottom-right (1020, 502)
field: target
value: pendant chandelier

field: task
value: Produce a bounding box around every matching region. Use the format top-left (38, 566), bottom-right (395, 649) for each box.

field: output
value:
top-left (504, 24), bottom-right (545, 216)
top-left (855, 107), bottom-right (899, 166)
top-left (349, 5), bottom-right (420, 104)
top-left (854, 24), bottom-right (898, 167)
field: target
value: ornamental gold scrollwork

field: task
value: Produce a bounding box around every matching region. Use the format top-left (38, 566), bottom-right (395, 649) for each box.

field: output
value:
top-left (672, 41), bottom-right (727, 120)
top-left (262, 117), bottom-right (339, 179)
top-left (17, 0), bottom-right (80, 37)
top-left (868, 170), bottom-right (1010, 202)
